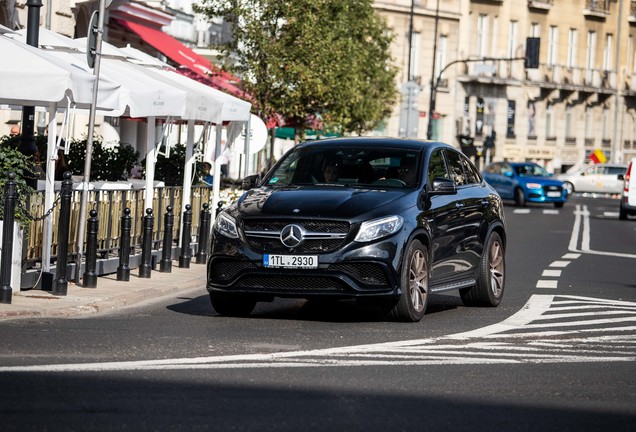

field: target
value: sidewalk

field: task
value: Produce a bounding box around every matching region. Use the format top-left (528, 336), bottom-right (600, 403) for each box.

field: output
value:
top-left (0, 263), bottom-right (207, 321)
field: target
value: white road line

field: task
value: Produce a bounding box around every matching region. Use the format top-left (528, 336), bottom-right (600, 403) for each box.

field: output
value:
top-left (603, 212), bottom-right (619, 218)
top-left (569, 204), bottom-right (636, 258)
top-left (513, 209), bottom-right (531, 214)
top-left (542, 269), bottom-right (562, 277)
top-left (550, 260), bottom-right (570, 268)
top-left (1, 295), bottom-right (635, 372)
top-left (562, 253), bottom-right (580, 259)
top-left (536, 280), bottom-right (558, 288)
top-left (543, 209), bottom-right (559, 215)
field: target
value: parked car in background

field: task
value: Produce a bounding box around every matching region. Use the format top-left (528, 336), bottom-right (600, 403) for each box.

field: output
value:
top-left (556, 163), bottom-right (627, 195)
top-left (619, 158), bottom-right (636, 220)
top-left (482, 161), bottom-right (567, 208)
top-left (207, 137), bottom-right (507, 322)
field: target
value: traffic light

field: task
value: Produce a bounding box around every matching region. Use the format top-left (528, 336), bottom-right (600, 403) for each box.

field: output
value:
top-left (525, 37), bottom-right (540, 69)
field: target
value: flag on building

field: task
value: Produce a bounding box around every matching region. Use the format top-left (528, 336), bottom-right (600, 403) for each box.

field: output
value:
top-left (589, 149), bottom-right (607, 164)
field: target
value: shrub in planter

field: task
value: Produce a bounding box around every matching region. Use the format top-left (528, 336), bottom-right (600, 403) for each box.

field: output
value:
top-left (0, 141), bottom-right (37, 230)
top-left (66, 137), bottom-right (140, 181)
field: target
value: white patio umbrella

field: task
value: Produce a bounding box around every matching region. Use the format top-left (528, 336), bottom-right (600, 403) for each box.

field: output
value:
top-left (0, 33), bottom-right (122, 278)
top-left (120, 45), bottom-right (253, 222)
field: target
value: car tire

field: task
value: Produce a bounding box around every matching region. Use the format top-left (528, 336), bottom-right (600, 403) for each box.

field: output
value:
top-left (460, 232), bottom-right (505, 307)
top-left (554, 202), bottom-right (564, 208)
top-left (619, 204), bottom-right (627, 220)
top-left (563, 182), bottom-right (574, 195)
top-left (514, 188), bottom-right (526, 207)
top-left (389, 239), bottom-right (429, 322)
top-left (210, 292), bottom-right (256, 316)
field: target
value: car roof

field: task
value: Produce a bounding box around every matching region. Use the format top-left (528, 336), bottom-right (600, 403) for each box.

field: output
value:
top-left (295, 137), bottom-right (455, 152)
top-left (509, 162), bottom-right (541, 167)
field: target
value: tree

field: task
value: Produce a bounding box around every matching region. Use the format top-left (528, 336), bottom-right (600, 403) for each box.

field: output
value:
top-left (195, 0), bottom-right (398, 138)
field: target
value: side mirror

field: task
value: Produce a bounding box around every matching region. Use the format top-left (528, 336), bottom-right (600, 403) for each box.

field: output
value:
top-left (430, 177), bottom-right (457, 195)
top-left (504, 171), bottom-right (513, 177)
top-left (241, 174), bottom-right (260, 190)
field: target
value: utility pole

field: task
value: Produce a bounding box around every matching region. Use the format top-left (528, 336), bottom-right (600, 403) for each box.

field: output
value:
top-left (426, 0), bottom-right (440, 140)
top-left (399, 1), bottom-right (419, 138)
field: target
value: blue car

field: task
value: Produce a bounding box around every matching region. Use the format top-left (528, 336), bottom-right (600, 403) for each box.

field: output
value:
top-left (483, 162), bottom-right (567, 208)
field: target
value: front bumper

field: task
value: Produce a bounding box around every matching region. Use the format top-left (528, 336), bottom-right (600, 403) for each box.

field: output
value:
top-left (207, 236), bottom-right (402, 299)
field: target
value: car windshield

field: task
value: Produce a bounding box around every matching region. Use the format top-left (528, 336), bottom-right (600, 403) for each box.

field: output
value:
top-left (264, 145), bottom-right (421, 188)
top-left (514, 164), bottom-right (549, 177)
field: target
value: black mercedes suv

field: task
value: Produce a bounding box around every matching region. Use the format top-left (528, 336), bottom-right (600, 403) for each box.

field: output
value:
top-left (207, 137), bottom-right (506, 321)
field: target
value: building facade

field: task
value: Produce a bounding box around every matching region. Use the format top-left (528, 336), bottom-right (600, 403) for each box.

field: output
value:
top-left (376, 0), bottom-right (636, 171)
top-left (3, 0), bottom-right (636, 172)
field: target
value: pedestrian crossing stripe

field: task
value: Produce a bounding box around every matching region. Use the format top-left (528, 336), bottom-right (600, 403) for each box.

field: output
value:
top-left (0, 295), bottom-right (634, 372)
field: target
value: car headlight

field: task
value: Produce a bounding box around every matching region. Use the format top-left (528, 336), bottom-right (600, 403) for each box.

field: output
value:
top-left (214, 213), bottom-right (239, 239)
top-left (526, 183), bottom-right (542, 189)
top-left (354, 215), bottom-right (404, 242)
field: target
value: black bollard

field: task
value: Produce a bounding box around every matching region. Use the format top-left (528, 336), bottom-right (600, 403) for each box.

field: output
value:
top-left (139, 208), bottom-right (154, 278)
top-left (0, 173), bottom-right (18, 304)
top-left (216, 200), bottom-right (225, 218)
top-left (159, 206), bottom-right (174, 273)
top-left (117, 208), bottom-right (132, 281)
top-left (179, 204), bottom-right (192, 268)
top-left (195, 203), bottom-right (211, 264)
top-left (53, 172), bottom-right (73, 296)
top-left (82, 209), bottom-right (99, 288)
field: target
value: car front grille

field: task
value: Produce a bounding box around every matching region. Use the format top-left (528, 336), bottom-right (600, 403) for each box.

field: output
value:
top-left (239, 275), bottom-right (348, 293)
top-left (243, 219), bottom-right (350, 254)
top-left (209, 259), bottom-right (389, 288)
top-left (543, 185), bottom-right (562, 193)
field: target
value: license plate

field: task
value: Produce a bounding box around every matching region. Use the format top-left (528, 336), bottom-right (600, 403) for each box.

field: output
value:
top-left (547, 191), bottom-right (561, 197)
top-left (263, 254), bottom-right (318, 269)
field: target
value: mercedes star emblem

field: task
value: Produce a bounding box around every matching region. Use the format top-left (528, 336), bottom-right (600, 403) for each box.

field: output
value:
top-left (280, 224), bottom-right (303, 247)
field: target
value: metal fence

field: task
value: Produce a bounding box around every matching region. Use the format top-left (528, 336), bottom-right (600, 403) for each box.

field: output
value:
top-left (23, 186), bottom-right (216, 286)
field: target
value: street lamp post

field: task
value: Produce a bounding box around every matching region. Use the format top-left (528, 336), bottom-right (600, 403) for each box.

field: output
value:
top-left (426, 0), bottom-right (440, 140)
top-left (19, 0), bottom-right (43, 189)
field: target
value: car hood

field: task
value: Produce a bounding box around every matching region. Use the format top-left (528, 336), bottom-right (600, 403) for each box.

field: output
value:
top-left (519, 176), bottom-right (563, 186)
top-left (233, 186), bottom-right (414, 220)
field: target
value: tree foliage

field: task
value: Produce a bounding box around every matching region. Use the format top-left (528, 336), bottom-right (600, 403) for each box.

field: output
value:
top-left (195, 0), bottom-right (398, 137)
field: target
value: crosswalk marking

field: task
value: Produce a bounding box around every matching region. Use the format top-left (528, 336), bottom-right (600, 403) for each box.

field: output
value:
top-left (536, 280), bottom-right (558, 288)
top-left (0, 295), bottom-right (634, 372)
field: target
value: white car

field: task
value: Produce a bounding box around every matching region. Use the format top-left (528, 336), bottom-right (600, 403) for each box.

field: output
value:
top-left (619, 158), bottom-right (636, 220)
top-left (557, 163), bottom-right (627, 195)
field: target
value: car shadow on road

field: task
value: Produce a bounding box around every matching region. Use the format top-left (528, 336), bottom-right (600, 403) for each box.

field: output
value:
top-left (167, 293), bottom-right (462, 323)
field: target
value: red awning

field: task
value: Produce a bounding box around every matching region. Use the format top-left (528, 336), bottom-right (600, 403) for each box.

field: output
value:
top-left (113, 18), bottom-right (247, 100)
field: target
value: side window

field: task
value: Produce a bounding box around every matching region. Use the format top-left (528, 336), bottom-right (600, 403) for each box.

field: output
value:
top-left (501, 163), bottom-right (513, 176)
top-left (427, 150), bottom-right (449, 184)
top-left (444, 150), bottom-right (467, 186)
top-left (459, 154), bottom-right (482, 184)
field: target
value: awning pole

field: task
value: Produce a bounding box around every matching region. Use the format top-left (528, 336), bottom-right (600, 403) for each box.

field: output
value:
top-left (74, 0), bottom-right (105, 285)
top-left (212, 124), bottom-right (223, 218)
top-left (41, 102), bottom-right (57, 274)
top-left (180, 120), bottom-right (196, 246)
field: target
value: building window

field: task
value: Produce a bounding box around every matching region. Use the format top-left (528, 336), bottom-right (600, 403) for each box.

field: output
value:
top-left (477, 14), bottom-right (488, 57)
top-left (546, 105), bottom-right (554, 138)
top-left (602, 108), bottom-right (609, 140)
top-left (528, 101), bottom-right (536, 137)
top-left (436, 34), bottom-right (447, 82)
top-left (603, 34), bottom-right (613, 71)
top-left (565, 107), bottom-right (573, 139)
top-left (548, 26), bottom-right (558, 66)
top-left (530, 23), bottom-right (540, 38)
top-left (508, 20), bottom-right (518, 58)
top-left (567, 28), bottom-right (578, 69)
top-left (409, 31), bottom-right (420, 80)
top-left (586, 31), bottom-right (597, 70)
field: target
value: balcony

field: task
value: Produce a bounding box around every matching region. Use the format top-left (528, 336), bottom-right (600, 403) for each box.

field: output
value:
top-left (584, 0), bottom-right (610, 19)
top-left (629, 1), bottom-right (636, 24)
top-left (527, 0), bottom-right (553, 11)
